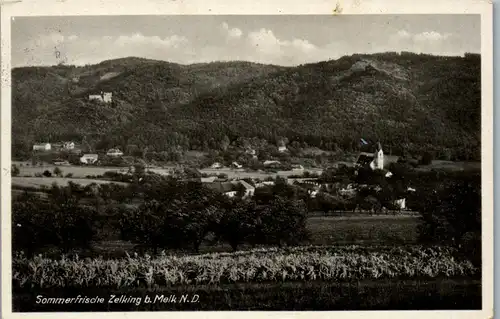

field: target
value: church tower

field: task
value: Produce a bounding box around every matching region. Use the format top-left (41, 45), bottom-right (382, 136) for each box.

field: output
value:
top-left (374, 142), bottom-right (384, 170)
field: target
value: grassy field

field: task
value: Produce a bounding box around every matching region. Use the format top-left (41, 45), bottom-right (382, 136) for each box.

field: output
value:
top-left (415, 160), bottom-right (481, 172)
top-left (307, 215), bottom-right (420, 245)
top-left (15, 163), bottom-right (322, 179)
top-left (11, 177), bottom-right (127, 188)
top-left (16, 165), bottom-right (132, 178)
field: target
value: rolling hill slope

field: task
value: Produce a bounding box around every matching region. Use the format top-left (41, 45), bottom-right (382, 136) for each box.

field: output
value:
top-left (11, 52), bottom-right (481, 160)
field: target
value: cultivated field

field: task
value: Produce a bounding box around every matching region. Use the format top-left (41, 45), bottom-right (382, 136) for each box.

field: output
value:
top-left (12, 246), bottom-right (481, 311)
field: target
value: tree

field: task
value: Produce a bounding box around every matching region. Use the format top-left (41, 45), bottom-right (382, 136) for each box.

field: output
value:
top-left (220, 135), bottom-right (230, 151)
top-left (11, 164), bottom-right (20, 177)
top-left (119, 200), bottom-right (170, 254)
top-left (257, 197), bottom-right (310, 247)
top-left (12, 190), bottom-right (97, 255)
top-left (43, 170), bottom-right (52, 177)
top-left (217, 201), bottom-right (257, 251)
top-left (418, 172), bottom-right (481, 265)
top-left (420, 151), bottom-right (433, 165)
top-left (53, 166), bottom-right (63, 177)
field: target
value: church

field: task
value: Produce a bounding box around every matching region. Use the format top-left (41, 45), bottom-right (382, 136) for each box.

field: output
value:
top-left (355, 142), bottom-right (384, 170)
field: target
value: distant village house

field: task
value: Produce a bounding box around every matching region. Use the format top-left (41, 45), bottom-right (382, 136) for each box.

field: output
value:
top-left (231, 162), bottom-right (243, 169)
top-left (63, 141), bottom-right (75, 150)
top-left (107, 148), bottom-right (124, 157)
top-left (210, 162), bottom-right (223, 169)
top-left (393, 198), bottom-right (406, 210)
top-left (80, 154), bottom-right (98, 164)
top-left (207, 180), bottom-right (255, 198)
top-left (33, 143), bottom-right (51, 151)
top-left (263, 160), bottom-right (281, 166)
top-left (245, 148), bottom-right (256, 156)
top-left (89, 91), bottom-right (112, 103)
top-left (278, 145), bottom-right (288, 153)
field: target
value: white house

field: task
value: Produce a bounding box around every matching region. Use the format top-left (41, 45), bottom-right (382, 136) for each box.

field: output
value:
top-left (63, 142), bottom-right (75, 150)
top-left (231, 162), bottom-right (243, 169)
top-left (80, 154), bottom-right (98, 164)
top-left (237, 180), bottom-right (255, 197)
top-left (309, 189), bottom-right (319, 198)
top-left (255, 181), bottom-right (275, 188)
top-left (89, 91), bottom-right (112, 103)
top-left (89, 94), bottom-right (104, 102)
top-left (393, 198), bottom-right (406, 210)
top-left (206, 180), bottom-right (255, 198)
top-left (33, 143), bottom-right (51, 151)
top-left (210, 162), bottom-right (223, 169)
top-left (263, 160), bottom-right (281, 166)
top-left (201, 176), bottom-right (217, 183)
top-left (278, 145), bottom-right (288, 153)
top-left (245, 148), bottom-right (256, 156)
top-left (107, 148), bottom-right (124, 157)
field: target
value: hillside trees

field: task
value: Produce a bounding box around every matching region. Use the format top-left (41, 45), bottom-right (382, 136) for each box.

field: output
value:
top-left (12, 53), bottom-right (481, 160)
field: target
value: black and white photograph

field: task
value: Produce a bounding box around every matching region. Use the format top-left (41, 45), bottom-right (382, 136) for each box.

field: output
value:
top-left (1, 0), bottom-right (494, 317)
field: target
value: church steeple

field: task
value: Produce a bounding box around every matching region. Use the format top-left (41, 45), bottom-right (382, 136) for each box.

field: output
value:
top-left (374, 142), bottom-right (384, 170)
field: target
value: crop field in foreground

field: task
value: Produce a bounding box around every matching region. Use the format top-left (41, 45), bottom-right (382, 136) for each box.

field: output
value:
top-left (12, 246), bottom-right (477, 289)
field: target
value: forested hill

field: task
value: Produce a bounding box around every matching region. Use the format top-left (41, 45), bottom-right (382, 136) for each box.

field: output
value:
top-left (12, 52), bottom-right (481, 160)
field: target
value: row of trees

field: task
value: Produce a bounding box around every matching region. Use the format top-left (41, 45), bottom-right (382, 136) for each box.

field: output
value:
top-left (12, 177), bottom-right (310, 256)
top-left (12, 164), bottom-right (481, 264)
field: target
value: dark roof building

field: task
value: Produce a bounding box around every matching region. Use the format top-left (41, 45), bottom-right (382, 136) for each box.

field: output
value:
top-left (356, 152), bottom-right (375, 166)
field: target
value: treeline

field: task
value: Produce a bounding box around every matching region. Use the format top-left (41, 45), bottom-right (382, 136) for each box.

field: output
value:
top-left (12, 52), bottom-right (480, 161)
top-left (12, 165), bottom-right (481, 266)
top-left (12, 176), bottom-right (310, 256)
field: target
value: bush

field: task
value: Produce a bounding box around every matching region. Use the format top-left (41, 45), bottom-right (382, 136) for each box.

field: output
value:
top-left (418, 172), bottom-right (481, 265)
top-left (420, 152), bottom-right (433, 165)
top-left (11, 164), bottom-right (20, 177)
top-left (42, 170), bottom-right (52, 177)
top-left (12, 192), bottom-right (97, 255)
top-left (119, 199), bottom-right (222, 253)
top-left (53, 167), bottom-right (63, 177)
top-left (65, 173), bottom-right (74, 178)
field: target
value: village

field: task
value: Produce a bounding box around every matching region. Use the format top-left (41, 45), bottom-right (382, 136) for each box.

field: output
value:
top-left (21, 132), bottom-right (414, 213)
top-left (7, 9), bottom-right (487, 312)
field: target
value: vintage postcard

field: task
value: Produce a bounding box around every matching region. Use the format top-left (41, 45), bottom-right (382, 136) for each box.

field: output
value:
top-left (0, 0), bottom-right (493, 318)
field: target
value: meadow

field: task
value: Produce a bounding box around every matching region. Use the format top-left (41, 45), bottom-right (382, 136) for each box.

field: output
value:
top-left (14, 163), bottom-right (322, 179)
top-left (307, 215), bottom-right (420, 246)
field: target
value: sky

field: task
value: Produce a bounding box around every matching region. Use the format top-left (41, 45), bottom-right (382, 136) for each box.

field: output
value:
top-left (11, 15), bottom-right (480, 67)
